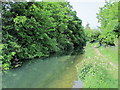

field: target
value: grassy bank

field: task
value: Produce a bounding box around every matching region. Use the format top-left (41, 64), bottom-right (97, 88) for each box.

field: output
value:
top-left (76, 43), bottom-right (118, 88)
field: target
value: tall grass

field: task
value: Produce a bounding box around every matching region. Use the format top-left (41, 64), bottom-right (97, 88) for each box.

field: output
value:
top-left (76, 43), bottom-right (118, 88)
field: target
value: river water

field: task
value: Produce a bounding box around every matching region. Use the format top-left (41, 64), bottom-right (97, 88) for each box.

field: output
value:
top-left (2, 52), bottom-right (84, 88)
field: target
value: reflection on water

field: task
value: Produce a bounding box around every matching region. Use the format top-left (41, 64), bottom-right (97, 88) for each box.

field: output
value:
top-left (3, 52), bottom-right (84, 88)
top-left (72, 79), bottom-right (83, 88)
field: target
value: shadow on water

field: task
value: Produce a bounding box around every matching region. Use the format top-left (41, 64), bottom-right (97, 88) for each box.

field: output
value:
top-left (2, 49), bottom-right (85, 88)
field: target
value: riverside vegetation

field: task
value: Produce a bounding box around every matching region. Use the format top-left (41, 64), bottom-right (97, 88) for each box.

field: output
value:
top-left (1, 2), bottom-right (86, 69)
top-left (1, 0), bottom-right (119, 88)
top-left (77, 1), bottom-right (119, 88)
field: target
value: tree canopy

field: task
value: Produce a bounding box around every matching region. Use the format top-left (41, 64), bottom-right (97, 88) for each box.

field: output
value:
top-left (2, 2), bottom-right (86, 69)
top-left (97, 1), bottom-right (119, 45)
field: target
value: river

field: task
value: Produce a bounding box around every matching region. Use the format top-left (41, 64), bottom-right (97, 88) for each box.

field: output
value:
top-left (2, 51), bottom-right (84, 88)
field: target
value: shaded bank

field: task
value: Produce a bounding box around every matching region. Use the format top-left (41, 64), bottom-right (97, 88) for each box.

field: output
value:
top-left (2, 2), bottom-right (86, 70)
top-left (2, 43), bottom-right (118, 88)
top-left (3, 51), bottom-right (84, 88)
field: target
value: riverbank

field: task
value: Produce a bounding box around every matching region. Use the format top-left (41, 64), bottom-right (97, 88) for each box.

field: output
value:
top-left (76, 42), bottom-right (118, 88)
top-left (2, 42), bottom-right (118, 88)
top-left (2, 52), bottom-right (84, 88)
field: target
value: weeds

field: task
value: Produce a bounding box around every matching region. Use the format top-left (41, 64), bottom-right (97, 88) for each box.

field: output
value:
top-left (77, 43), bottom-right (118, 88)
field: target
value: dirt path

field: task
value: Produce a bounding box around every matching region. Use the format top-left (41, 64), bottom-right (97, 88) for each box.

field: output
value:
top-left (94, 47), bottom-right (118, 69)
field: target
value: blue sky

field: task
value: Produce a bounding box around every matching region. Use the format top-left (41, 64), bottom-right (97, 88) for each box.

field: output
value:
top-left (69, 1), bottom-right (106, 29)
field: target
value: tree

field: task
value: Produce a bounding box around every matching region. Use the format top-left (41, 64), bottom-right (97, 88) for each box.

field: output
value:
top-left (2, 2), bottom-right (86, 69)
top-left (97, 1), bottom-right (119, 46)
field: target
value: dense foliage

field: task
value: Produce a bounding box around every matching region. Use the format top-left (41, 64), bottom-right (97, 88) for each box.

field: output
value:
top-left (84, 1), bottom-right (119, 46)
top-left (97, 1), bottom-right (119, 46)
top-left (2, 2), bottom-right (86, 69)
top-left (84, 24), bottom-right (100, 43)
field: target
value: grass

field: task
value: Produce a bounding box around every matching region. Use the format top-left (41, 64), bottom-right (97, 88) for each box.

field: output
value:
top-left (76, 42), bottom-right (118, 88)
top-left (98, 46), bottom-right (118, 64)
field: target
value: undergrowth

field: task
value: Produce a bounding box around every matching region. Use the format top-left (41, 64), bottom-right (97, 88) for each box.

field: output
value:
top-left (76, 43), bottom-right (118, 88)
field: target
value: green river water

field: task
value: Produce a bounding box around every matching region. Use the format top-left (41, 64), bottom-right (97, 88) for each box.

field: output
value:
top-left (2, 52), bottom-right (84, 88)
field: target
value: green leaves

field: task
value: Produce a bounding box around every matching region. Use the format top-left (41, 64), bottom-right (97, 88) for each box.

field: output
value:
top-left (35, 52), bottom-right (43, 57)
top-left (2, 2), bottom-right (86, 69)
top-left (97, 1), bottom-right (119, 45)
top-left (84, 26), bottom-right (100, 43)
top-left (14, 16), bottom-right (27, 24)
top-left (11, 52), bottom-right (16, 56)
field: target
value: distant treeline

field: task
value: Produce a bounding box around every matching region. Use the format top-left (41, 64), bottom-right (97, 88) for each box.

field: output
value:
top-left (85, 1), bottom-right (119, 46)
top-left (2, 2), bottom-right (86, 69)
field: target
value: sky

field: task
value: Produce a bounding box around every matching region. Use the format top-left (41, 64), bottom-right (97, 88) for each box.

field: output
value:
top-left (30, 0), bottom-right (106, 29)
top-left (69, 0), bottom-right (106, 29)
